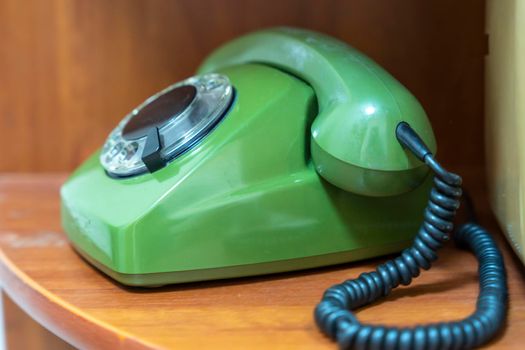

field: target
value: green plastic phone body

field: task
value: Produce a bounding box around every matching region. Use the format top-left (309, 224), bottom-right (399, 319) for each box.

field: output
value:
top-left (61, 28), bottom-right (435, 286)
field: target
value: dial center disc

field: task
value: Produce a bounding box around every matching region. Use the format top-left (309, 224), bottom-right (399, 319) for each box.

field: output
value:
top-left (122, 85), bottom-right (197, 140)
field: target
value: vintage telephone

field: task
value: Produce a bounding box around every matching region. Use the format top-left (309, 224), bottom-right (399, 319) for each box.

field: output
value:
top-left (61, 28), bottom-right (508, 349)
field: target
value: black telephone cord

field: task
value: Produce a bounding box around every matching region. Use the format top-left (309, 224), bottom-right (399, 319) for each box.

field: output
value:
top-left (314, 122), bottom-right (508, 349)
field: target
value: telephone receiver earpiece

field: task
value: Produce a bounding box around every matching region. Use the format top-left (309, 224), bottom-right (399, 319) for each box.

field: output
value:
top-left (198, 27), bottom-right (436, 196)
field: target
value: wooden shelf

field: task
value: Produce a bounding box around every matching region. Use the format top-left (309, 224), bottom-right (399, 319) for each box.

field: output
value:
top-left (0, 174), bottom-right (523, 349)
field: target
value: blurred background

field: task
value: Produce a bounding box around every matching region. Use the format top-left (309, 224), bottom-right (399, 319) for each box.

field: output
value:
top-left (0, 0), bottom-right (486, 349)
top-left (0, 0), bottom-right (486, 174)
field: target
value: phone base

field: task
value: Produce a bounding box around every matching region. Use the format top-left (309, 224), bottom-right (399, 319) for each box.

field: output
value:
top-left (61, 64), bottom-right (432, 287)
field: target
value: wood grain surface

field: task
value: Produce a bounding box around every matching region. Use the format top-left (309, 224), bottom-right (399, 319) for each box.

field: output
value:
top-left (0, 172), bottom-right (523, 349)
top-left (2, 292), bottom-right (74, 350)
top-left (0, 0), bottom-right (486, 172)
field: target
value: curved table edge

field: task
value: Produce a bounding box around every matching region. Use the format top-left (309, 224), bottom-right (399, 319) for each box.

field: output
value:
top-left (0, 248), bottom-right (161, 350)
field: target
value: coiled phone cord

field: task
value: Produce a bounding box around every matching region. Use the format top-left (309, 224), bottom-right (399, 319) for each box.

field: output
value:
top-left (314, 122), bottom-right (508, 349)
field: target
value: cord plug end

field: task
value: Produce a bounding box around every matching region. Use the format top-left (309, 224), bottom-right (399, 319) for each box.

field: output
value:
top-left (396, 122), bottom-right (433, 162)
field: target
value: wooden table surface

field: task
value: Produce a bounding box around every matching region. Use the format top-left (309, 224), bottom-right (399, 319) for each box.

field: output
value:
top-left (0, 174), bottom-right (523, 349)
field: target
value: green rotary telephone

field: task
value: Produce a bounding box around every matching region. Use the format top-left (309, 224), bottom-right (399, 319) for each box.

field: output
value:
top-left (61, 28), bottom-right (507, 349)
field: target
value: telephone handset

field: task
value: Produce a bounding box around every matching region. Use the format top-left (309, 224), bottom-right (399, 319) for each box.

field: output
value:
top-left (199, 27), bottom-right (436, 197)
top-left (61, 28), bottom-right (507, 349)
